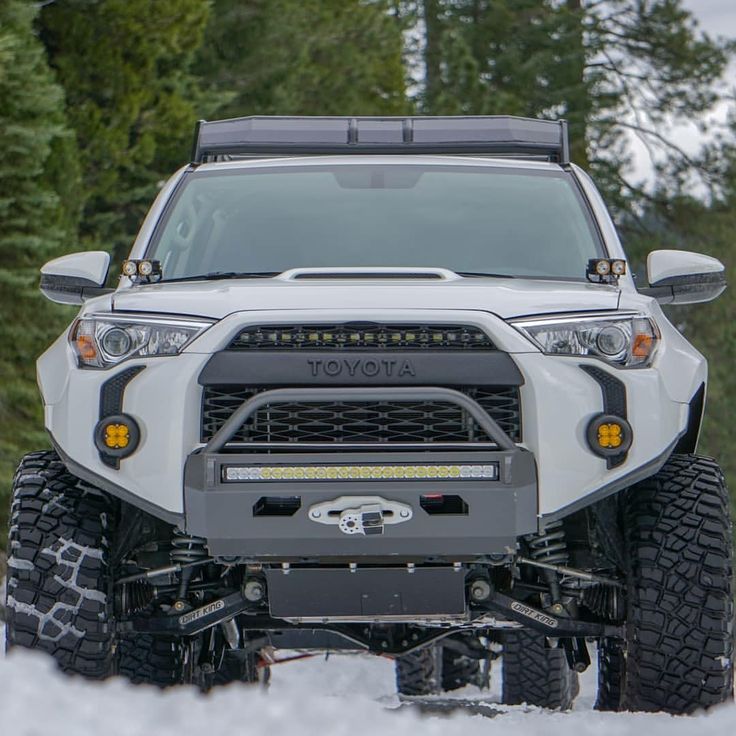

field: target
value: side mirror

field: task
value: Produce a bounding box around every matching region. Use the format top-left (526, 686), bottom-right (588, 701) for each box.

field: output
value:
top-left (641, 249), bottom-right (726, 305)
top-left (40, 251), bottom-right (112, 305)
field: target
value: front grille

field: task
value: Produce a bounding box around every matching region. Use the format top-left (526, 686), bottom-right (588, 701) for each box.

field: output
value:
top-left (201, 386), bottom-right (521, 446)
top-left (227, 323), bottom-right (496, 351)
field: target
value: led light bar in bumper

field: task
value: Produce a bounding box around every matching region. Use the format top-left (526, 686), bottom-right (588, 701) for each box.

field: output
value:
top-left (222, 463), bottom-right (499, 482)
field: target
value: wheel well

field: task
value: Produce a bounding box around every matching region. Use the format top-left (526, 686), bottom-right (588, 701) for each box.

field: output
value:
top-left (673, 382), bottom-right (705, 455)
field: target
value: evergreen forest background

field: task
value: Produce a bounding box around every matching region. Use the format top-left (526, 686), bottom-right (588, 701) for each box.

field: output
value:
top-left (1, 0), bottom-right (735, 542)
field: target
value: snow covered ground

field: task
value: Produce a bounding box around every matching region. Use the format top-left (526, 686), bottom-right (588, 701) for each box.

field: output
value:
top-left (1, 621), bottom-right (734, 736)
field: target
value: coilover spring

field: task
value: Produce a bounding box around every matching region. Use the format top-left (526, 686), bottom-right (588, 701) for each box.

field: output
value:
top-left (171, 530), bottom-right (209, 565)
top-left (526, 520), bottom-right (569, 566)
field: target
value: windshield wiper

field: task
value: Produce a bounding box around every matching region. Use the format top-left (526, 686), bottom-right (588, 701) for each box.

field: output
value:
top-left (159, 271), bottom-right (281, 284)
top-left (456, 271), bottom-right (516, 279)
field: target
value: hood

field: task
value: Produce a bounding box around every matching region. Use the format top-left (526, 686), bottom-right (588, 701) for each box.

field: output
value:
top-left (110, 277), bottom-right (620, 321)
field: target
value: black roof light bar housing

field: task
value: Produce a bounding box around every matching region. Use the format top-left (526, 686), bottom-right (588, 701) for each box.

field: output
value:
top-left (191, 115), bottom-right (570, 165)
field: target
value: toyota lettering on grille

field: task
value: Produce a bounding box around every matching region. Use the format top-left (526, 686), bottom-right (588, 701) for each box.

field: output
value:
top-left (306, 358), bottom-right (416, 378)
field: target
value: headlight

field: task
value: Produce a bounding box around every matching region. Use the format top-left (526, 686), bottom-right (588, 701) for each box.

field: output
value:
top-left (70, 314), bottom-right (213, 368)
top-left (511, 313), bottom-right (659, 367)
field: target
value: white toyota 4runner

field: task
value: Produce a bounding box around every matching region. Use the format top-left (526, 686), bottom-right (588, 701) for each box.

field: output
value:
top-left (5, 116), bottom-right (733, 713)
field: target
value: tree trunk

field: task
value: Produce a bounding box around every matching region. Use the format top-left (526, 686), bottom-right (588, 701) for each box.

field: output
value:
top-left (565, 0), bottom-right (590, 167)
top-left (422, 0), bottom-right (443, 111)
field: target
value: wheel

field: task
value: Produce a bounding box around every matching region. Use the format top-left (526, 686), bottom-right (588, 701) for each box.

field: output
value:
top-left (116, 634), bottom-right (185, 686)
top-left (395, 645), bottom-right (442, 696)
top-left (5, 451), bottom-right (116, 678)
top-left (441, 643), bottom-right (485, 691)
top-left (620, 454), bottom-right (734, 714)
top-left (213, 650), bottom-right (264, 686)
top-left (502, 629), bottom-right (579, 709)
top-left (186, 627), bottom-right (269, 690)
top-left (595, 637), bottom-right (624, 711)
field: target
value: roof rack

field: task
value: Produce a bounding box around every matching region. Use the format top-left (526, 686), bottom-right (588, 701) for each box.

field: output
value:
top-left (191, 115), bottom-right (570, 165)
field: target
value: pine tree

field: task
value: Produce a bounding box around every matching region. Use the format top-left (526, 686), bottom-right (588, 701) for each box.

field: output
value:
top-left (38, 0), bottom-right (212, 259)
top-left (0, 0), bottom-right (80, 532)
top-left (416, 0), bottom-right (731, 208)
top-left (196, 0), bottom-right (409, 118)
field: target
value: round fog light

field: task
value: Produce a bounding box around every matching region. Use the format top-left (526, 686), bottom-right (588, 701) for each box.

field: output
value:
top-left (586, 414), bottom-right (632, 458)
top-left (94, 414), bottom-right (140, 459)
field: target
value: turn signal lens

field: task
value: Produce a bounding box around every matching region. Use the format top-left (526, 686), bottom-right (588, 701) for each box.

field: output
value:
top-left (76, 334), bottom-right (97, 361)
top-left (632, 333), bottom-right (654, 358)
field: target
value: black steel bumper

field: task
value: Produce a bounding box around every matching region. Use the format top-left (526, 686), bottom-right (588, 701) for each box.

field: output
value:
top-left (184, 387), bottom-right (538, 559)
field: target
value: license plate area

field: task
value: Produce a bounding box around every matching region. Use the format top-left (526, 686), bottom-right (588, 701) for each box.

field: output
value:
top-left (265, 567), bottom-right (467, 620)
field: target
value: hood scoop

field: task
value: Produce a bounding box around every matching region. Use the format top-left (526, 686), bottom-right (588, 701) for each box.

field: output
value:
top-left (275, 267), bottom-right (461, 281)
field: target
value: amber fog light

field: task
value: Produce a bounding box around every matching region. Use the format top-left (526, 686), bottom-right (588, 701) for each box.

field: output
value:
top-left (94, 414), bottom-right (140, 459)
top-left (586, 414), bottom-right (632, 459)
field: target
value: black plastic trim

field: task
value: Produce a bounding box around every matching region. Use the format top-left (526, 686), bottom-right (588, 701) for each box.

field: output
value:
top-left (204, 387), bottom-right (518, 453)
top-left (673, 383), bottom-right (705, 454)
top-left (639, 272), bottom-right (726, 305)
top-left (40, 274), bottom-right (113, 305)
top-left (98, 366), bottom-right (145, 467)
top-left (651, 271), bottom-right (725, 288)
top-left (198, 351), bottom-right (523, 387)
top-left (580, 364), bottom-right (628, 468)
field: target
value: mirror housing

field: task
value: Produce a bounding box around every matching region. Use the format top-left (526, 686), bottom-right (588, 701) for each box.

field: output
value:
top-left (40, 251), bottom-right (112, 305)
top-left (641, 249), bottom-right (726, 305)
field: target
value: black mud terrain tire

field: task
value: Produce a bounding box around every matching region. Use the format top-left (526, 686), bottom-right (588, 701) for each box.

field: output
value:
top-left (595, 637), bottom-right (625, 711)
top-left (502, 629), bottom-right (579, 709)
top-left (441, 646), bottom-right (483, 691)
top-left (117, 634), bottom-right (185, 686)
top-left (618, 454), bottom-right (734, 714)
top-left (5, 451), bottom-right (116, 678)
top-left (395, 646), bottom-right (442, 696)
top-left (214, 650), bottom-right (264, 686)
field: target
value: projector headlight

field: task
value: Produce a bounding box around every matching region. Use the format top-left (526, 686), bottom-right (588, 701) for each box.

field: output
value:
top-left (71, 314), bottom-right (213, 368)
top-left (511, 313), bottom-right (659, 367)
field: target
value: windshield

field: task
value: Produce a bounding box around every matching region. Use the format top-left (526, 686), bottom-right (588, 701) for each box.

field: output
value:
top-left (148, 162), bottom-right (604, 281)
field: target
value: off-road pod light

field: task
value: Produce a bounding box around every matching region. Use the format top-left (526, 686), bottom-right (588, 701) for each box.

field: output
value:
top-left (586, 414), bottom-right (632, 459)
top-left (94, 414), bottom-right (140, 460)
top-left (121, 259), bottom-right (162, 282)
top-left (587, 259), bottom-right (627, 283)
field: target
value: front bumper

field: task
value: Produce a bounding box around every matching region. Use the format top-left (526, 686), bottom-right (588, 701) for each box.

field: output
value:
top-left (185, 448), bottom-right (537, 559)
top-left (184, 385), bottom-right (537, 559)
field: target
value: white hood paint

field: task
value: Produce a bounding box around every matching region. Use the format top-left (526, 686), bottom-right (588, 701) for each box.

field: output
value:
top-left (111, 277), bottom-right (620, 320)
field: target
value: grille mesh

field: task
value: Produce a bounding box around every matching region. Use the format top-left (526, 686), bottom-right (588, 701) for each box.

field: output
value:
top-left (227, 323), bottom-right (495, 351)
top-left (201, 386), bottom-right (521, 445)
